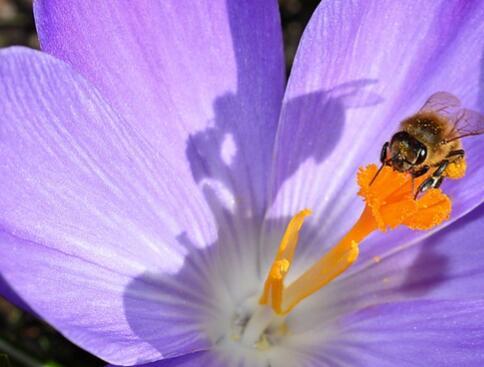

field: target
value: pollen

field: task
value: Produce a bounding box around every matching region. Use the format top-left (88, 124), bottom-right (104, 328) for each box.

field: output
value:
top-left (259, 164), bottom-right (451, 316)
top-left (445, 158), bottom-right (467, 179)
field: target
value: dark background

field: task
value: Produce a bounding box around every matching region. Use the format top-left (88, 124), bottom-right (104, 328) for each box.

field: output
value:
top-left (0, 0), bottom-right (319, 366)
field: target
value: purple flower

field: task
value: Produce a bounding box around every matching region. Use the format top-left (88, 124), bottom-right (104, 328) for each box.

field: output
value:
top-left (1, 1), bottom-right (484, 366)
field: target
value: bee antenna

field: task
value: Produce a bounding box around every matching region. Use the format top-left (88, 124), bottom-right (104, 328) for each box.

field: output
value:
top-left (370, 164), bottom-right (384, 186)
top-left (370, 157), bottom-right (394, 186)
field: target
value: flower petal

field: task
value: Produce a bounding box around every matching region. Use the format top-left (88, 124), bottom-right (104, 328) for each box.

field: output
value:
top-left (0, 47), bottom-right (218, 364)
top-left (1, 231), bottom-right (212, 365)
top-left (35, 0), bottom-right (284, 217)
top-left (264, 0), bottom-right (484, 267)
top-left (107, 352), bottom-right (217, 367)
top-left (291, 300), bottom-right (484, 366)
top-left (0, 275), bottom-right (32, 313)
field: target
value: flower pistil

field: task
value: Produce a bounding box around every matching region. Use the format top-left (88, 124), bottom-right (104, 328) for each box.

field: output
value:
top-left (259, 164), bottom-right (452, 315)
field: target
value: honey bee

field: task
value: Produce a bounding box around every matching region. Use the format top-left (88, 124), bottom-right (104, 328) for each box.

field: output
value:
top-left (373, 92), bottom-right (484, 197)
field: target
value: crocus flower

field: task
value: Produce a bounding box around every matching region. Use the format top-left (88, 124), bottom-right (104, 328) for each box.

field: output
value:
top-left (1, 1), bottom-right (484, 366)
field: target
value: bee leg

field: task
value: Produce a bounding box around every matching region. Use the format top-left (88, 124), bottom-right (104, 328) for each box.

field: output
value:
top-left (434, 159), bottom-right (450, 177)
top-left (370, 142), bottom-right (389, 185)
top-left (415, 177), bottom-right (435, 199)
top-left (414, 146), bottom-right (464, 200)
top-left (434, 176), bottom-right (444, 189)
top-left (412, 165), bottom-right (430, 178)
top-left (410, 166), bottom-right (429, 196)
top-left (446, 149), bottom-right (464, 167)
top-left (446, 149), bottom-right (465, 160)
top-left (414, 161), bottom-right (449, 199)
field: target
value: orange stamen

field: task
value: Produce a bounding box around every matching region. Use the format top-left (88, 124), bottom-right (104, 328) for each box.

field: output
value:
top-left (259, 209), bottom-right (312, 314)
top-left (358, 164), bottom-right (451, 230)
top-left (259, 164), bottom-right (451, 315)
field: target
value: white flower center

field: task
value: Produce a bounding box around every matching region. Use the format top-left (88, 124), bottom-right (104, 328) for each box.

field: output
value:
top-left (207, 293), bottom-right (296, 367)
top-left (230, 296), bottom-right (286, 349)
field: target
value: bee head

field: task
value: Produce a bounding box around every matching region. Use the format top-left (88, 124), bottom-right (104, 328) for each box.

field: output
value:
top-left (389, 131), bottom-right (427, 172)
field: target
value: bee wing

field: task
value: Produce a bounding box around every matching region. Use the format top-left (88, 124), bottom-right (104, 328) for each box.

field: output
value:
top-left (418, 91), bottom-right (462, 118)
top-left (419, 92), bottom-right (484, 142)
top-left (445, 108), bottom-right (484, 142)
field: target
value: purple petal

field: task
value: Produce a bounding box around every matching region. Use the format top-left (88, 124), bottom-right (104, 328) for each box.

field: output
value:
top-left (0, 47), bottom-right (220, 364)
top-left (1, 230), bottom-right (212, 365)
top-left (107, 351), bottom-right (218, 367)
top-left (35, 0), bottom-right (284, 217)
top-left (0, 275), bottom-right (33, 314)
top-left (315, 300), bottom-right (484, 366)
top-left (264, 0), bottom-right (484, 267)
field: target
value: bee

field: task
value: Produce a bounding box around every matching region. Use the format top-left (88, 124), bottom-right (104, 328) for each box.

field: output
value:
top-left (373, 92), bottom-right (484, 197)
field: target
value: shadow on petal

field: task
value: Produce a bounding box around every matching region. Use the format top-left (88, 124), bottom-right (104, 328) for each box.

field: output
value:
top-left (121, 0), bottom-right (383, 363)
top-left (397, 242), bottom-right (450, 297)
top-left (479, 42), bottom-right (484, 106)
top-left (186, 80), bottom-right (384, 225)
top-left (270, 82), bottom-right (383, 200)
top-left (398, 205), bottom-right (483, 296)
top-left (122, 199), bottom-right (301, 363)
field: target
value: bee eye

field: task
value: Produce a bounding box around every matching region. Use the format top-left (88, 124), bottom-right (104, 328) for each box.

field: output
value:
top-left (415, 146), bottom-right (427, 165)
